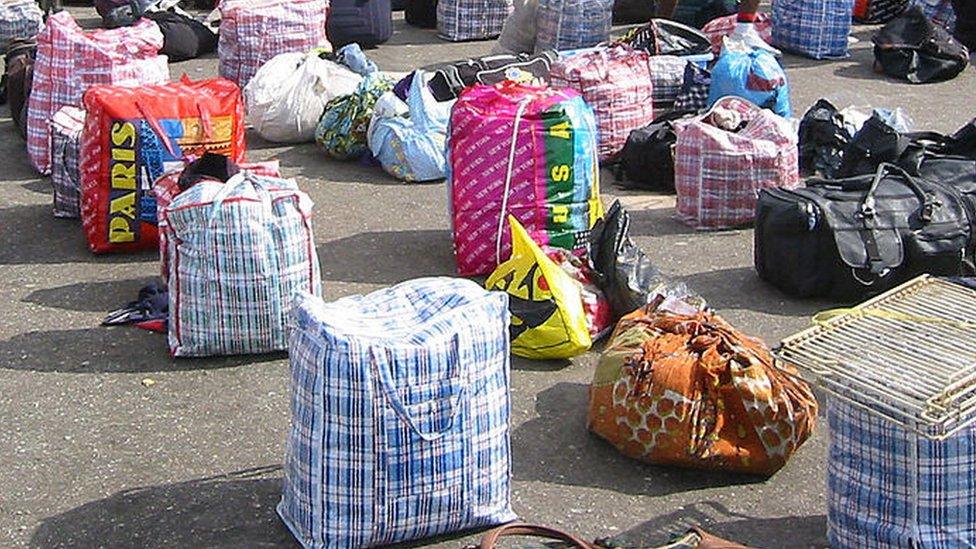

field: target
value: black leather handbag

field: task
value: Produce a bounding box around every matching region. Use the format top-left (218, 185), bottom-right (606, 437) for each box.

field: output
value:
top-left (755, 163), bottom-right (976, 300)
top-left (873, 5), bottom-right (970, 84)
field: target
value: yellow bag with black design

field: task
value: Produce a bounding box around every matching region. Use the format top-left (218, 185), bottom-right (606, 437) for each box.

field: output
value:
top-left (486, 216), bottom-right (591, 360)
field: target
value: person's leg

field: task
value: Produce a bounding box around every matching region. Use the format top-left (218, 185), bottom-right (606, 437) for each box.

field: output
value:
top-left (730, 0), bottom-right (780, 55)
top-left (656, 0), bottom-right (677, 18)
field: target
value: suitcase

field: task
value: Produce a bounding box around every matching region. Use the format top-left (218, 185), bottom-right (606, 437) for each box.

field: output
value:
top-left (754, 163), bottom-right (976, 300)
top-left (327, 0), bottom-right (394, 48)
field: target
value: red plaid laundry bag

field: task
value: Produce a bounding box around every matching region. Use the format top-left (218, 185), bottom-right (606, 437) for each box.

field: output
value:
top-left (549, 44), bottom-right (655, 161)
top-left (219, 0), bottom-right (331, 91)
top-left (26, 11), bottom-right (167, 175)
top-left (701, 13), bottom-right (773, 55)
top-left (673, 96), bottom-right (799, 230)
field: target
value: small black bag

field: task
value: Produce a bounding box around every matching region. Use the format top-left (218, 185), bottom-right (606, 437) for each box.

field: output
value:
top-left (839, 114), bottom-right (976, 178)
top-left (617, 111), bottom-right (691, 192)
top-left (425, 51), bottom-right (557, 102)
top-left (798, 99), bottom-right (852, 178)
top-left (755, 163), bottom-right (976, 300)
top-left (145, 10), bottom-right (217, 62)
top-left (873, 5), bottom-right (970, 84)
top-left (405, 0), bottom-right (437, 28)
top-left (617, 18), bottom-right (713, 56)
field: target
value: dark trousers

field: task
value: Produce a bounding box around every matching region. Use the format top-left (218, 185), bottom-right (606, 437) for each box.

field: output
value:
top-left (953, 0), bottom-right (975, 50)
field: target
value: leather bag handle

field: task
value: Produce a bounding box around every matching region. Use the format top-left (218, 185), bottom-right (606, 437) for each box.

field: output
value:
top-left (479, 523), bottom-right (596, 549)
top-left (861, 162), bottom-right (939, 223)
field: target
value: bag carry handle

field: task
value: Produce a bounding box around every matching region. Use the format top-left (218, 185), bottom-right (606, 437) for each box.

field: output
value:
top-left (861, 162), bottom-right (939, 223)
top-left (478, 523), bottom-right (595, 549)
top-left (369, 338), bottom-right (467, 442)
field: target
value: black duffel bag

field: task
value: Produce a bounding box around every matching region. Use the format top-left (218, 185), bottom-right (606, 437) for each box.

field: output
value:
top-left (873, 5), bottom-right (970, 84)
top-left (616, 111), bottom-right (691, 192)
top-left (424, 51), bottom-right (558, 102)
top-left (755, 163), bottom-right (976, 300)
top-left (145, 10), bottom-right (217, 62)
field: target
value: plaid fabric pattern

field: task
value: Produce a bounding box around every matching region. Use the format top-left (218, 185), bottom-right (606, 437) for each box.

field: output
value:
top-left (279, 278), bottom-right (516, 548)
top-left (673, 96), bottom-right (799, 230)
top-left (49, 106), bottom-right (86, 219)
top-left (154, 160), bottom-right (281, 282)
top-left (164, 172), bottom-right (321, 357)
top-left (828, 399), bottom-right (976, 548)
top-left (647, 55), bottom-right (689, 118)
top-left (701, 13), bottom-right (773, 55)
top-left (0, 0), bottom-right (42, 51)
top-left (772, 0), bottom-right (855, 60)
top-left (912, 0), bottom-right (957, 32)
top-left (535, 0), bottom-right (614, 52)
top-left (26, 12), bottom-right (166, 175)
top-left (550, 44), bottom-right (655, 161)
top-left (436, 0), bottom-right (514, 41)
top-left (673, 62), bottom-right (710, 113)
top-left (219, 0), bottom-right (331, 91)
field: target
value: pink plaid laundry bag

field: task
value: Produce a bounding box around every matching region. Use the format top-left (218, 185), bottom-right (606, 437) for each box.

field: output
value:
top-left (448, 82), bottom-right (602, 277)
top-left (701, 13), bottom-right (773, 55)
top-left (26, 12), bottom-right (168, 175)
top-left (549, 44), bottom-right (655, 161)
top-left (673, 96), bottom-right (799, 230)
top-left (218, 0), bottom-right (332, 91)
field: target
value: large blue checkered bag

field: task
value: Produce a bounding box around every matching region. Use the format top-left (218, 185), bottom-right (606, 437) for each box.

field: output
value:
top-left (827, 399), bottom-right (976, 548)
top-left (0, 0), bottom-right (43, 52)
top-left (535, 0), bottom-right (614, 52)
top-left (164, 172), bottom-right (321, 357)
top-left (279, 278), bottom-right (516, 548)
top-left (773, 0), bottom-right (855, 59)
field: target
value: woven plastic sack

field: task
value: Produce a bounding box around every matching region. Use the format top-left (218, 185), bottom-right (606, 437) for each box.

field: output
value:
top-left (854, 0), bottom-right (910, 23)
top-left (367, 73), bottom-right (453, 182)
top-left (50, 107), bottom-right (86, 219)
top-left (80, 77), bottom-right (246, 254)
top-left (164, 172), bottom-right (321, 357)
top-left (0, 0), bottom-right (42, 51)
top-left (647, 56), bottom-right (690, 118)
top-left (912, 0), bottom-right (956, 32)
top-left (279, 278), bottom-right (516, 548)
top-left (827, 399), bottom-right (976, 548)
top-left (707, 47), bottom-right (791, 118)
top-left (437, 0), bottom-right (513, 41)
top-left (701, 13), bottom-right (773, 55)
top-left (26, 12), bottom-right (168, 175)
top-left (218, 0), bottom-right (331, 91)
top-left (154, 155), bottom-right (282, 282)
top-left (245, 51), bottom-right (362, 143)
top-left (316, 73), bottom-right (394, 160)
top-left (588, 307), bottom-right (818, 475)
top-left (535, 0), bottom-right (613, 52)
top-left (448, 82), bottom-right (602, 276)
top-left (673, 96), bottom-right (800, 230)
top-left (773, 0), bottom-right (855, 59)
top-left (549, 44), bottom-right (655, 161)
top-left (486, 217), bottom-right (591, 359)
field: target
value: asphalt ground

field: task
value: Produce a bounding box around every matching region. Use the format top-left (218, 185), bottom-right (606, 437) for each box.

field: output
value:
top-left (1, 6), bottom-right (975, 548)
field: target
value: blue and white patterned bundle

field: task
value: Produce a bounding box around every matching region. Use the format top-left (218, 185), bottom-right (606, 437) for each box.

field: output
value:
top-left (828, 400), bottom-right (976, 548)
top-left (164, 172), bottom-right (321, 357)
top-left (772, 0), bottom-right (855, 59)
top-left (535, 0), bottom-right (614, 52)
top-left (279, 278), bottom-right (516, 548)
top-left (0, 0), bottom-right (43, 51)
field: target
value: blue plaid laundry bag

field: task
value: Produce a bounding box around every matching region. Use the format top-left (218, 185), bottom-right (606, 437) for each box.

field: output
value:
top-left (773, 0), bottom-right (856, 59)
top-left (828, 400), bottom-right (976, 548)
top-left (437, 0), bottom-right (514, 41)
top-left (163, 172), bottom-right (321, 357)
top-left (535, 0), bottom-right (614, 52)
top-left (912, 0), bottom-right (956, 32)
top-left (0, 0), bottom-right (43, 52)
top-left (279, 278), bottom-right (517, 548)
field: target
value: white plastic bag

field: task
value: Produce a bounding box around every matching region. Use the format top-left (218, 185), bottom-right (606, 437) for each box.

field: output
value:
top-left (244, 51), bottom-right (362, 143)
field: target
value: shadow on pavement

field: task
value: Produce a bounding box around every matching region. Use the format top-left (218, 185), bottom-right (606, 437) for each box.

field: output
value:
top-left (271, 144), bottom-right (408, 186)
top-left (24, 278), bottom-right (153, 313)
top-left (625, 206), bottom-right (701, 237)
top-left (30, 466), bottom-right (298, 549)
top-left (0, 204), bottom-right (158, 265)
top-left (0, 326), bottom-right (285, 373)
top-left (604, 501), bottom-right (828, 548)
top-left (678, 267), bottom-right (835, 316)
top-left (317, 229), bottom-right (456, 285)
top-left (511, 383), bottom-right (764, 497)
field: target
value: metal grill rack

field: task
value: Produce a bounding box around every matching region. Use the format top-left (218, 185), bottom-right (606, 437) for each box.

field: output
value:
top-left (777, 276), bottom-right (976, 440)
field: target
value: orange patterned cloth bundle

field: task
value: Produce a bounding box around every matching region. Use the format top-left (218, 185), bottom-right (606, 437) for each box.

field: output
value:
top-left (588, 307), bottom-right (818, 475)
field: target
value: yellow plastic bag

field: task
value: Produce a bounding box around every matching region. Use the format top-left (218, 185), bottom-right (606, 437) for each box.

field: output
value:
top-left (486, 216), bottom-right (592, 360)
